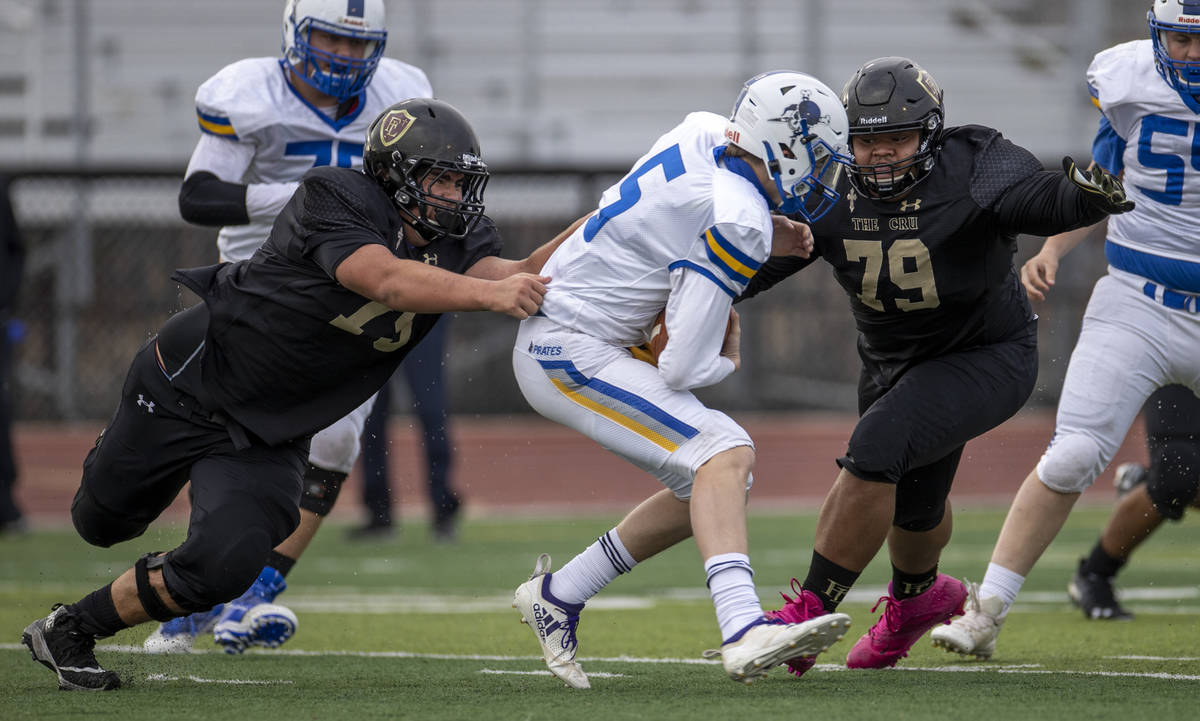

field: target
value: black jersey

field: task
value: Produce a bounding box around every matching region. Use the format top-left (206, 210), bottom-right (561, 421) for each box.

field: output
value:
top-left (170, 166), bottom-right (502, 446)
top-left (745, 125), bottom-right (1105, 385)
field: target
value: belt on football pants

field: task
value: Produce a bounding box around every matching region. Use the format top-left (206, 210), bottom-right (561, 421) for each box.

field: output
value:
top-left (1142, 281), bottom-right (1199, 313)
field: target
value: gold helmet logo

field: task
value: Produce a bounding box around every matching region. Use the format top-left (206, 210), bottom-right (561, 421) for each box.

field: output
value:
top-left (379, 109), bottom-right (416, 147)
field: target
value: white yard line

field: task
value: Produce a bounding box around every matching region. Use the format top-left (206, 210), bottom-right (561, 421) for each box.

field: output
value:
top-left (3, 643), bottom-right (1196, 681)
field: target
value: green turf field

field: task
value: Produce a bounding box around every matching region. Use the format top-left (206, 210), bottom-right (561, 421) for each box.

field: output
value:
top-left (2, 506), bottom-right (1198, 720)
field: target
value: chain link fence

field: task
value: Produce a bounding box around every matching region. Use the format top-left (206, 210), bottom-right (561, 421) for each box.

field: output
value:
top-left (6, 168), bottom-right (1107, 422)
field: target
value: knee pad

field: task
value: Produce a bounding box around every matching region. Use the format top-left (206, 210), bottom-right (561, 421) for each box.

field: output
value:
top-left (299, 464), bottom-right (346, 517)
top-left (1146, 439), bottom-right (1200, 520)
top-left (306, 415), bottom-right (364, 474)
top-left (1036, 433), bottom-right (1105, 493)
top-left (70, 484), bottom-right (148, 548)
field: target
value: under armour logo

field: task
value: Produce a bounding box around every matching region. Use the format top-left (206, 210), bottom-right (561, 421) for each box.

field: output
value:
top-left (136, 394), bottom-right (155, 414)
top-left (423, 252), bottom-right (438, 266)
top-left (899, 198), bottom-right (922, 212)
top-left (823, 580), bottom-right (852, 604)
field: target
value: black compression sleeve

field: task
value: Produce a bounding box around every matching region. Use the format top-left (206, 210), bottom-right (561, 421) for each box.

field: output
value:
top-left (990, 170), bottom-right (1109, 237)
top-left (737, 254), bottom-right (818, 303)
top-left (178, 171), bottom-right (250, 227)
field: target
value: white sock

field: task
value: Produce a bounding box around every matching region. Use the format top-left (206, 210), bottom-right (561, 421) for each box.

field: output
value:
top-left (548, 529), bottom-right (637, 606)
top-left (979, 562), bottom-right (1026, 617)
top-left (705, 553), bottom-right (764, 642)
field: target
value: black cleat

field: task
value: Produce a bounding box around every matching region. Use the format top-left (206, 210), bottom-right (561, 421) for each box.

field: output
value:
top-left (21, 604), bottom-right (121, 691)
top-left (1067, 560), bottom-right (1133, 621)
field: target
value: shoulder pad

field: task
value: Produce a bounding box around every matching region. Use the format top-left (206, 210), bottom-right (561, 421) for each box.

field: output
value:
top-left (194, 58), bottom-right (288, 140)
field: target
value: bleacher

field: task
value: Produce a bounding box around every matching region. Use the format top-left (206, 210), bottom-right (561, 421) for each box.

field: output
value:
top-left (0, 0), bottom-right (1143, 168)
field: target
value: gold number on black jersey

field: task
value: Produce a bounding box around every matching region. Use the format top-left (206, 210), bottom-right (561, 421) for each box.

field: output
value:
top-left (843, 238), bottom-right (940, 312)
top-left (329, 301), bottom-right (416, 352)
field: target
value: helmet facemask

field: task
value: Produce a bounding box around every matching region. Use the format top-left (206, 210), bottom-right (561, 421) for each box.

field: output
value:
top-left (283, 0), bottom-right (387, 103)
top-left (849, 112), bottom-right (942, 201)
top-left (1149, 3), bottom-right (1200, 96)
top-left (378, 152), bottom-right (489, 242)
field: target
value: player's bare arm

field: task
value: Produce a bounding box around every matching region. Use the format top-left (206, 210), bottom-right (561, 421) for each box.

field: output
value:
top-left (466, 211), bottom-right (594, 280)
top-left (1021, 219), bottom-right (1106, 302)
top-left (335, 243), bottom-right (548, 319)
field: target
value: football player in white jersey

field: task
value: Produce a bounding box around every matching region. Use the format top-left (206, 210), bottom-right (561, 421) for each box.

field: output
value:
top-left (144, 0), bottom-right (433, 655)
top-left (510, 71), bottom-right (855, 687)
top-left (932, 0), bottom-right (1200, 659)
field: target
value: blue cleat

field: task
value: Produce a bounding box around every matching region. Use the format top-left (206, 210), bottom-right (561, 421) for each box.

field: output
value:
top-left (212, 567), bottom-right (298, 654)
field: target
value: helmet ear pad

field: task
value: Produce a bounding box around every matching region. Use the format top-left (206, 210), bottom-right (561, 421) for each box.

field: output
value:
top-left (363, 99), bottom-right (490, 242)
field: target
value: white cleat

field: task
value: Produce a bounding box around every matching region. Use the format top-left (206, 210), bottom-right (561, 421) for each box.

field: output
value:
top-left (705, 614), bottom-right (852, 685)
top-left (513, 553), bottom-right (590, 689)
top-left (930, 582), bottom-right (1005, 660)
top-left (143, 625), bottom-right (199, 654)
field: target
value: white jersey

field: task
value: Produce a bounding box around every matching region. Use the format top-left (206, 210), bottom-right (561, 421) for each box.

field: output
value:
top-left (538, 111), bottom-right (773, 389)
top-left (1088, 40), bottom-right (1200, 291)
top-left (186, 57), bottom-right (433, 261)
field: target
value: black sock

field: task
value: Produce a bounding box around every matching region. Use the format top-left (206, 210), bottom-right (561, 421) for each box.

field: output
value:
top-left (69, 584), bottom-right (130, 639)
top-left (267, 550), bottom-right (296, 578)
top-left (1081, 541), bottom-right (1124, 578)
top-left (802, 551), bottom-right (861, 612)
top-left (892, 564), bottom-right (938, 599)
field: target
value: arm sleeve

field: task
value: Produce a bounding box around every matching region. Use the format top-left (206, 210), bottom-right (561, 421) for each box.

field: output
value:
top-left (181, 132), bottom-right (299, 225)
top-left (737, 254), bottom-right (816, 303)
top-left (656, 265), bottom-right (737, 391)
top-left (178, 171), bottom-right (249, 226)
top-left (990, 170), bottom-right (1109, 236)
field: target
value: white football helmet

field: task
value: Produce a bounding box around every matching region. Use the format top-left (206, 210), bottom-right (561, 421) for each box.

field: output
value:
top-left (282, 0), bottom-right (387, 102)
top-left (725, 71), bottom-right (850, 222)
top-left (1149, 0), bottom-right (1200, 94)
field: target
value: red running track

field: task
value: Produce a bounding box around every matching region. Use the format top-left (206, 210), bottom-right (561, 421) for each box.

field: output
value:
top-left (10, 410), bottom-right (1146, 522)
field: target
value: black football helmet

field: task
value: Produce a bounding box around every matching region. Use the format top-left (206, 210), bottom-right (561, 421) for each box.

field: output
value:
top-left (841, 57), bottom-right (945, 201)
top-left (363, 98), bottom-right (488, 241)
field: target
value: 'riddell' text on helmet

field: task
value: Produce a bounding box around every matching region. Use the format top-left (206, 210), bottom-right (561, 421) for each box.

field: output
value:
top-left (842, 57), bottom-right (945, 201)
top-left (1149, 0), bottom-right (1200, 95)
top-left (282, 0), bottom-right (387, 103)
top-left (725, 71), bottom-right (851, 223)
top-left (363, 99), bottom-right (489, 242)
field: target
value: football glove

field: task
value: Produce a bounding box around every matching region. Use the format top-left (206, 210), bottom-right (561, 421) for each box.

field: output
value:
top-left (1063, 156), bottom-right (1134, 214)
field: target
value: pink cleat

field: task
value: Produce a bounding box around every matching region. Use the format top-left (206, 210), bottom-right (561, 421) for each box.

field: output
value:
top-left (765, 579), bottom-right (830, 677)
top-left (846, 574), bottom-right (967, 669)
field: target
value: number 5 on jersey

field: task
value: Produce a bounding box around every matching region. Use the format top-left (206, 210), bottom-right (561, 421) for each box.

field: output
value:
top-left (583, 144), bottom-right (686, 242)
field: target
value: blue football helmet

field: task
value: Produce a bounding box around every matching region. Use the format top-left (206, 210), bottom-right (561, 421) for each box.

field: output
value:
top-left (282, 0), bottom-right (387, 102)
top-left (1150, 1), bottom-right (1200, 95)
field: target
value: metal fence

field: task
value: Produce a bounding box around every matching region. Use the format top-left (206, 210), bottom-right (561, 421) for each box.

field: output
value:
top-left (5, 167), bottom-right (1108, 422)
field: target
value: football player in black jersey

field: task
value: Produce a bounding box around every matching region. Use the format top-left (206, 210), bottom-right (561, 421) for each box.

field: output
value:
top-left (737, 57), bottom-right (1135, 674)
top-left (20, 98), bottom-right (581, 691)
